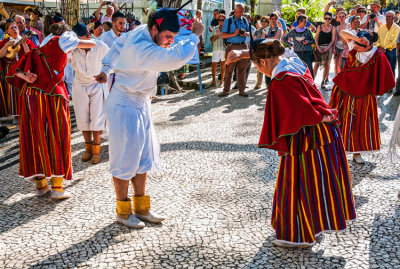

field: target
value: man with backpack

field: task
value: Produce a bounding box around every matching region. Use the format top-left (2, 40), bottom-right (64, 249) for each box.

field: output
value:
top-left (219, 3), bottom-right (250, 97)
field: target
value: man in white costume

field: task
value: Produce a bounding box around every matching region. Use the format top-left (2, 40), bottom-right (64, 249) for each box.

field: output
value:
top-left (95, 8), bottom-right (204, 228)
top-left (70, 23), bottom-right (109, 164)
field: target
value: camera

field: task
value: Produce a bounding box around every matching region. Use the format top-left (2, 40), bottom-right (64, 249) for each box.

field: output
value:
top-left (106, 1), bottom-right (112, 5)
top-left (370, 14), bottom-right (376, 19)
top-left (239, 28), bottom-right (245, 35)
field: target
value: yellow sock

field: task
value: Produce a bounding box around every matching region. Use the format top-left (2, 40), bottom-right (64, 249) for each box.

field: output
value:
top-left (35, 178), bottom-right (48, 190)
top-left (132, 195), bottom-right (150, 215)
top-left (116, 199), bottom-right (132, 220)
top-left (51, 177), bottom-right (64, 192)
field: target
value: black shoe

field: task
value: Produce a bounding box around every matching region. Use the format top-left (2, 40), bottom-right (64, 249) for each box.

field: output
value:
top-left (394, 91), bottom-right (400, 96)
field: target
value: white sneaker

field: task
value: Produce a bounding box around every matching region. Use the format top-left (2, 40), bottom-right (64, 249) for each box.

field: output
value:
top-left (353, 155), bottom-right (365, 164)
top-left (272, 240), bottom-right (310, 248)
top-left (50, 190), bottom-right (71, 200)
top-left (135, 211), bottom-right (165, 223)
top-left (116, 214), bottom-right (145, 229)
top-left (35, 187), bottom-right (50, 197)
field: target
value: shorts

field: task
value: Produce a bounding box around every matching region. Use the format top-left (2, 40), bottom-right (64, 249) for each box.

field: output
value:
top-left (105, 88), bottom-right (162, 180)
top-left (212, 49), bottom-right (225, 62)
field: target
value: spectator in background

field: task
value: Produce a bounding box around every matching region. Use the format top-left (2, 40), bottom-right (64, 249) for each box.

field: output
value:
top-left (342, 16), bottom-right (361, 68)
top-left (356, 6), bottom-right (367, 22)
top-left (324, 1), bottom-right (344, 27)
top-left (361, 0), bottom-right (385, 33)
top-left (209, 9), bottom-right (220, 32)
top-left (98, 11), bottom-right (126, 48)
top-left (376, 11), bottom-right (399, 93)
top-left (265, 12), bottom-right (282, 40)
top-left (334, 11), bottom-right (348, 75)
top-left (244, 13), bottom-right (256, 87)
top-left (219, 9), bottom-right (226, 15)
top-left (283, 14), bottom-right (315, 77)
top-left (254, 16), bottom-right (269, 89)
top-left (209, 14), bottom-right (226, 88)
top-left (219, 3), bottom-right (250, 97)
top-left (395, 11), bottom-right (400, 24)
top-left (43, 14), bottom-right (53, 37)
top-left (30, 8), bottom-right (43, 34)
top-left (276, 11), bottom-right (287, 38)
top-left (313, 11), bottom-right (336, 89)
top-left (254, 14), bottom-right (262, 29)
top-left (291, 8), bottom-right (316, 32)
top-left (14, 14), bottom-right (41, 46)
top-left (347, 4), bottom-right (361, 23)
top-left (91, 21), bottom-right (104, 39)
top-left (103, 21), bottom-right (112, 32)
top-left (127, 13), bottom-right (141, 31)
top-left (95, 1), bottom-right (119, 24)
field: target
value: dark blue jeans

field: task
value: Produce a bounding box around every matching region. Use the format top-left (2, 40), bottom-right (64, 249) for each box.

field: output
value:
top-left (385, 49), bottom-right (396, 77)
top-left (295, 51), bottom-right (314, 78)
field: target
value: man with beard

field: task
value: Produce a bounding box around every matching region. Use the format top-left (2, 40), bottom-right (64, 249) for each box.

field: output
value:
top-left (98, 10), bottom-right (125, 48)
top-left (95, 8), bottom-right (204, 228)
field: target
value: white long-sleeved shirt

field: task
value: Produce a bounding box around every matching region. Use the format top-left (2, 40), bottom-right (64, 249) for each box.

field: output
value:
top-left (70, 39), bottom-right (109, 85)
top-left (101, 24), bottom-right (199, 98)
top-left (98, 29), bottom-right (124, 48)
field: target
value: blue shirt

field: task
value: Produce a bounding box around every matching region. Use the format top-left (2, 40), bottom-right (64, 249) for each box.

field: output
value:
top-left (221, 16), bottom-right (249, 43)
top-left (278, 18), bottom-right (287, 31)
top-left (292, 21), bottom-right (311, 28)
top-left (23, 29), bottom-right (40, 46)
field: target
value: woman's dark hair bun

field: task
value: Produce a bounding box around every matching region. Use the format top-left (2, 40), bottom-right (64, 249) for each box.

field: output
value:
top-left (270, 40), bottom-right (285, 57)
top-left (371, 32), bottom-right (378, 43)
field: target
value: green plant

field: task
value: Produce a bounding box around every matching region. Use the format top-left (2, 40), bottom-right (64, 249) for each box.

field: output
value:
top-left (281, 0), bottom-right (327, 25)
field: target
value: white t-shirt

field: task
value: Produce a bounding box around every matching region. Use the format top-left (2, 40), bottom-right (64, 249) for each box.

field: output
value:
top-left (361, 13), bottom-right (386, 33)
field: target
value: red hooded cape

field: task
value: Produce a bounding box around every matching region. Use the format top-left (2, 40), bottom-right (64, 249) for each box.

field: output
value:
top-left (6, 40), bottom-right (68, 101)
top-left (332, 49), bottom-right (395, 97)
top-left (258, 69), bottom-right (334, 154)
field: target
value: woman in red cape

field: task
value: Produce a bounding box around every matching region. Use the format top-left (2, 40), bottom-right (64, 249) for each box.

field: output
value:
top-left (6, 22), bottom-right (95, 200)
top-left (226, 39), bottom-right (356, 248)
top-left (330, 30), bottom-right (395, 164)
top-left (0, 20), bottom-right (34, 117)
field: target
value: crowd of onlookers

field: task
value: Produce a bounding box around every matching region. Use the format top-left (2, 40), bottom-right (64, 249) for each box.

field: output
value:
top-left (209, 0), bottom-right (400, 97)
top-left (2, 0), bottom-right (400, 98)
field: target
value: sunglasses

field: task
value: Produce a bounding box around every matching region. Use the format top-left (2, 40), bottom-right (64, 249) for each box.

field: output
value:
top-left (324, 17), bottom-right (332, 20)
top-left (357, 10), bottom-right (366, 13)
top-left (261, 20), bottom-right (268, 22)
top-left (218, 19), bottom-right (225, 21)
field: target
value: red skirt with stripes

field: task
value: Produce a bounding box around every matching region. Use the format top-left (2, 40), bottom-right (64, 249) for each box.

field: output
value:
top-left (18, 86), bottom-right (72, 180)
top-left (329, 86), bottom-right (380, 153)
top-left (272, 122), bottom-right (356, 246)
top-left (0, 62), bottom-right (19, 117)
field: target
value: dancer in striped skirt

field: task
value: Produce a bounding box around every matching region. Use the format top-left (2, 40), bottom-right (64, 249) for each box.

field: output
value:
top-left (226, 39), bottom-right (356, 247)
top-left (6, 22), bottom-right (96, 199)
top-left (330, 30), bottom-right (395, 164)
top-left (0, 20), bottom-right (33, 118)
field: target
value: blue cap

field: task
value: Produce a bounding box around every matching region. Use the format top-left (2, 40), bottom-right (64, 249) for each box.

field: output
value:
top-left (52, 15), bottom-right (64, 24)
top-left (357, 30), bottom-right (372, 42)
top-left (155, 8), bottom-right (180, 33)
top-left (72, 23), bottom-right (89, 37)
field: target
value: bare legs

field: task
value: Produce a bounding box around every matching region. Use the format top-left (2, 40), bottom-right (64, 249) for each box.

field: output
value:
top-left (211, 61), bottom-right (225, 87)
top-left (113, 173), bottom-right (147, 201)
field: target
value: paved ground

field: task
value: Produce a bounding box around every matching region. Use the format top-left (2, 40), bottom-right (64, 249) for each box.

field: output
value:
top-left (1, 65), bottom-right (400, 269)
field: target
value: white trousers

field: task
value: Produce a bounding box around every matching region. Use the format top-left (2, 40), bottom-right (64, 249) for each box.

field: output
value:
top-left (72, 81), bottom-right (106, 131)
top-left (105, 87), bottom-right (162, 180)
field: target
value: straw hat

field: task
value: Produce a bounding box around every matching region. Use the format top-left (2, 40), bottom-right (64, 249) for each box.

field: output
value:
top-left (371, 0), bottom-right (381, 7)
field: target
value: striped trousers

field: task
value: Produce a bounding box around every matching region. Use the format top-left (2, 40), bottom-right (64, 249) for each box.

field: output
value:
top-left (18, 86), bottom-right (72, 181)
top-left (272, 122), bottom-right (356, 246)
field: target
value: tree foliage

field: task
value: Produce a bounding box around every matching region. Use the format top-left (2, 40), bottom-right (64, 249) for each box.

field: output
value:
top-left (281, 0), bottom-right (326, 25)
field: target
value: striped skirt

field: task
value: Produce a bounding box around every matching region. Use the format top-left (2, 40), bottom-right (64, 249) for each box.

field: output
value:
top-left (272, 122), bottom-right (356, 246)
top-left (0, 63), bottom-right (19, 117)
top-left (329, 86), bottom-right (380, 153)
top-left (18, 86), bottom-right (72, 181)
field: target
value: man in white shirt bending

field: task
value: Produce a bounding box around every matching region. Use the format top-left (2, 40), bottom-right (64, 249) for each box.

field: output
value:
top-left (95, 8), bottom-right (204, 229)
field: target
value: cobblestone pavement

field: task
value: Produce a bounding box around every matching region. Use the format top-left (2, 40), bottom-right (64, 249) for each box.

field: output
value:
top-left (1, 66), bottom-right (400, 269)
